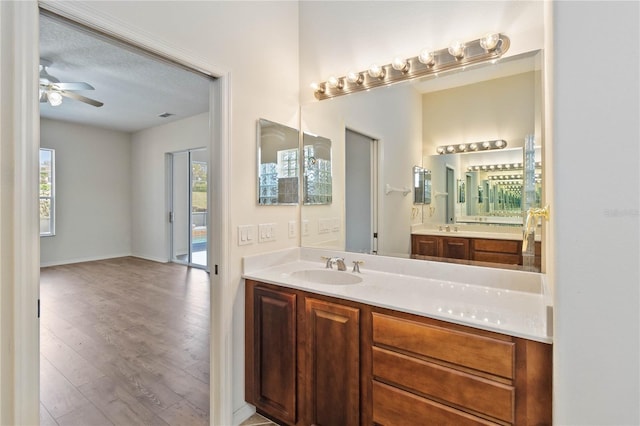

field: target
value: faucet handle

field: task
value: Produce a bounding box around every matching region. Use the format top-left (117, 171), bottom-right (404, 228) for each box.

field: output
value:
top-left (352, 260), bottom-right (364, 273)
top-left (321, 256), bottom-right (333, 268)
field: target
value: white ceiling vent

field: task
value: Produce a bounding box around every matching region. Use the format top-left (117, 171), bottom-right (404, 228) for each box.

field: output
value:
top-left (158, 112), bottom-right (175, 118)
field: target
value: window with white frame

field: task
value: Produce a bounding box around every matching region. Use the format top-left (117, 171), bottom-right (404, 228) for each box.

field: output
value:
top-left (39, 148), bottom-right (55, 236)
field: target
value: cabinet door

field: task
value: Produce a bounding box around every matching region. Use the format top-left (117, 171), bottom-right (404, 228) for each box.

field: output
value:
top-left (305, 298), bottom-right (360, 426)
top-left (411, 234), bottom-right (439, 256)
top-left (441, 237), bottom-right (470, 259)
top-left (247, 285), bottom-right (297, 424)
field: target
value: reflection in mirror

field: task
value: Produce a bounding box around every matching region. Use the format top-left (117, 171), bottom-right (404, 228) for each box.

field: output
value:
top-left (257, 118), bottom-right (299, 205)
top-left (303, 133), bottom-right (332, 205)
top-left (413, 166), bottom-right (431, 204)
top-left (301, 50), bottom-right (544, 270)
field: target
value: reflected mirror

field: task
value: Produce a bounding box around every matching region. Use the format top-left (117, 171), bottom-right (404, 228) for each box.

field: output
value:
top-left (303, 133), bottom-right (332, 205)
top-left (300, 50), bottom-right (545, 270)
top-left (257, 118), bottom-right (299, 205)
top-left (413, 166), bottom-right (431, 205)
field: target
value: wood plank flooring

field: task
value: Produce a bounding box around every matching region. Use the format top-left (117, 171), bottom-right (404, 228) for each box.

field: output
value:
top-left (40, 257), bottom-right (210, 426)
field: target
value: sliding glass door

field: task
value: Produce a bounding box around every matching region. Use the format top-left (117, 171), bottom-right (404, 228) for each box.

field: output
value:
top-left (170, 149), bottom-right (208, 269)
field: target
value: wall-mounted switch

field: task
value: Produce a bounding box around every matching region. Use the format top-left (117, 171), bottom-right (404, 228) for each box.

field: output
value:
top-left (258, 223), bottom-right (276, 243)
top-left (288, 220), bottom-right (297, 238)
top-left (302, 220), bottom-right (310, 236)
top-left (238, 225), bottom-right (255, 246)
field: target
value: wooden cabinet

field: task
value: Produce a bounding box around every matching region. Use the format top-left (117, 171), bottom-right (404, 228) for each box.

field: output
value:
top-left (246, 280), bottom-right (551, 426)
top-left (245, 284), bottom-right (298, 424)
top-left (412, 234), bottom-right (541, 269)
top-left (371, 309), bottom-right (551, 425)
top-left (305, 298), bottom-right (360, 426)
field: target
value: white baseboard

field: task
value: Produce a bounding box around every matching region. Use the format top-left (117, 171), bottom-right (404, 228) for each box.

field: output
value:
top-left (233, 403), bottom-right (256, 426)
top-left (130, 254), bottom-right (170, 264)
top-left (40, 252), bottom-right (133, 267)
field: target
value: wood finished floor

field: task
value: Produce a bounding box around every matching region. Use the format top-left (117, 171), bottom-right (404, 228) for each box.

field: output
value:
top-left (40, 257), bottom-right (210, 426)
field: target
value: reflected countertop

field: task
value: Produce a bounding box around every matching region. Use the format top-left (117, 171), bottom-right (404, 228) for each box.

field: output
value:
top-left (242, 247), bottom-right (552, 344)
top-left (411, 226), bottom-right (542, 242)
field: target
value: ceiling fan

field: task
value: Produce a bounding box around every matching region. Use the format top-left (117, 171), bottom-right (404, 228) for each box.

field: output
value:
top-left (39, 59), bottom-right (103, 108)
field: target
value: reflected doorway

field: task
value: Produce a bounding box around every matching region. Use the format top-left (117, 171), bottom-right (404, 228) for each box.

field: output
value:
top-left (169, 148), bottom-right (208, 269)
top-left (345, 129), bottom-right (378, 254)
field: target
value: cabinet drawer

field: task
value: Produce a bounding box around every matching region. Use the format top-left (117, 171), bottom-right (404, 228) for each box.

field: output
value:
top-left (472, 251), bottom-right (521, 265)
top-left (473, 238), bottom-right (520, 254)
top-left (373, 347), bottom-right (514, 423)
top-left (373, 381), bottom-right (499, 426)
top-left (372, 313), bottom-right (514, 379)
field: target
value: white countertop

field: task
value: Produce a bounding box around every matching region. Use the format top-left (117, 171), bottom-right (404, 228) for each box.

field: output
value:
top-left (243, 248), bottom-right (553, 344)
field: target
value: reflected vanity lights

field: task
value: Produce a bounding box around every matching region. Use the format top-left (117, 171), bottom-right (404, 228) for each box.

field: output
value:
top-left (311, 33), bottom-right (510, 100)
top-left (436, 139), bottom-right (507, 155)
top-left (467, 161), bottom-right (542, 171)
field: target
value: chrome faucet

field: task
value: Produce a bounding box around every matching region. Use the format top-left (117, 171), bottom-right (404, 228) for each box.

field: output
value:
top-left (322, 256), bottom-right (347, 271)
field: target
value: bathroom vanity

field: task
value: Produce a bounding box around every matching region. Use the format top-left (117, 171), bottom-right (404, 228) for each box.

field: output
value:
top-left (411, 230), bottom-right (541, 269)
top-left (243, 248), bottom-right (552, 426)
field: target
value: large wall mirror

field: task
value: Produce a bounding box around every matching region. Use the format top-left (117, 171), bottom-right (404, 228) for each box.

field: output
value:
top-left (300, 50), bottom-right (545, 269)
top-left (257, 118), bottom-right (300, 205)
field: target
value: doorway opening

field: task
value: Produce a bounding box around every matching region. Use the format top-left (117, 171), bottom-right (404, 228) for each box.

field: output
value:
top-left (38, 8), bottom-right (218, 425)
top-left (169, 148), bottom-right (209, 269)
top-left (345, 129), bottom-right (378, 254)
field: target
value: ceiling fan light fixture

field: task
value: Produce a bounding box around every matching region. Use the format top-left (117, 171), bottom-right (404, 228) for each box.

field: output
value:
top-left (47, 91), bottom-right (63, 107)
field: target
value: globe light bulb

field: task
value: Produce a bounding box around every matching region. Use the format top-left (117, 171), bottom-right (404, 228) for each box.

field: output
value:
top-left (346, 71), bottom-right (363, 84)
top-left (480, 33), bottom-right (500, 51)
top-left (448, 40), bottom-right (465, 59)
top-left (391, 57), bottom-right (409, 72)
top-left (368, 64), bottom-right (385, 79)
top-left (418, 49), bottom-right (435, 66)
top-left (327, 75), bottom-right (343, 89)
top-left (47, 91), bottom-right (63, 106)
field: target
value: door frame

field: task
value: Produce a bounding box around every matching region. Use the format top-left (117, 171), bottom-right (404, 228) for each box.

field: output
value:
top-left (1, 2), bottom-right (231, 424)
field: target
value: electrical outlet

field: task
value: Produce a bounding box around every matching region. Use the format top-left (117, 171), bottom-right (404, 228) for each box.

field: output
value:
top-left (288, 220), bottom-right (297, 238)
top-left (319, 218), bottom-right (331, 234)
top-left (332, 217), bottom-right (340, 232)
top-left (258, 223), bottom-right (276, 243)
top-left (302, 220), bottom-right (310, 236)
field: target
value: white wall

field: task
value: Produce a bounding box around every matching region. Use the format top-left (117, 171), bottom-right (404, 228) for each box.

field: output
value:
top-left (40, 119), bottom-right (132, 266)
top-left (131, 113), bottom-right (209, 262)
top-left (553, 2), bottom-right (639, 424)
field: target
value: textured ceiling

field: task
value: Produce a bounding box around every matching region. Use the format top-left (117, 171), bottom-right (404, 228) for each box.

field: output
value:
top-left (39, 14), bottom-right (211, 133)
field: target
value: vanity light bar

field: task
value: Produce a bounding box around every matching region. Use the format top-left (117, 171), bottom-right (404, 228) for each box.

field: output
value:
top-left (436, 139), bottom-right (507, 155)
top-left (312, 33), bottom-right (510, 100)
top-left (467, 161), bottom-right (541, 172)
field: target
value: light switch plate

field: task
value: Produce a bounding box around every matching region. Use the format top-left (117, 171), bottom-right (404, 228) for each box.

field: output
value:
top-left (258, 223), bottom-right (276, 243)
top-left (238, 225), bottom-right (254, 246)
top-left (288, 220), bottom-right (297, 238)
top-left (302, 220), bottom-right (310, 236)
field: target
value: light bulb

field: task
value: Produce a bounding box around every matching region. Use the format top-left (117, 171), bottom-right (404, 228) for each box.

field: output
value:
top-left (494, 140), bottom-right (505, 148)
top-left (468, 143), bottom-right (478, 151)
top-left (392, 57), bottom-right (409, 72)
top-left (418, 49), bottom-right (435, 66)
top-left (310, 82), bottom-right (325, 94)
top-left (327, 75), bottom-right (343, 89)
top-left (436, 147), bottom-right (445, 154)
top-left (346, 71), bottom-right (363, 84)
top-left (482, 141), bottom-right (491, 149)
top-left (446, 145), bottom-right (455, 153)
top-left (480, 33), bottom-right (500, 51)
top-left (448, 40), bottom-right (465, 59)
top-left (368, 64), bottom-right (385, 79)
top-left (458, 144), bottom-right (466, 151)
top-left (47, 91), bottom-right (63, 106)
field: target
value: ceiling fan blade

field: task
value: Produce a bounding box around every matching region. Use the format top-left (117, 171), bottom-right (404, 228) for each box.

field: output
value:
top-left (60, 90), bottom-right (104, 107)
top-left (54, 82), bottom-right (95, 91)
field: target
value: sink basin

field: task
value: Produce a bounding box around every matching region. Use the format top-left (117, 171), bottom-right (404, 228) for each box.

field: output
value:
top-left (290, 269), bottom-right (363, 285)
